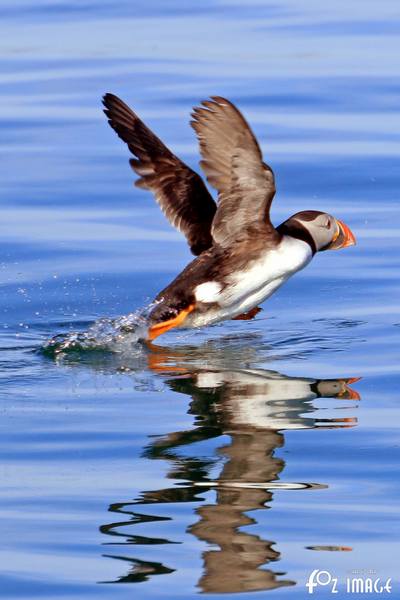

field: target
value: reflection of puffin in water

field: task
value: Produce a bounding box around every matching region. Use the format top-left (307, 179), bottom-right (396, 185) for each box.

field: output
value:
top-left (164, 367), bottom-right (359, 432)
top-left (100, 351), bottom-right (360, 593)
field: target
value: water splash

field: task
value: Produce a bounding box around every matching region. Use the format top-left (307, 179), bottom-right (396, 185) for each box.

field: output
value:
top-left (43, 309), bottom-right (150, 356)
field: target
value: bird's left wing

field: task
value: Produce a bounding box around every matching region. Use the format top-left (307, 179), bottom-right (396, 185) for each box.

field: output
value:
top-left (103, 93), bottom-right (217, 255)
top-left (191, 97), bottom-right (277, 247)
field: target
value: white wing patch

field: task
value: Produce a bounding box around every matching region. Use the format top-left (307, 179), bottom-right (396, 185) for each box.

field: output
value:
top-left (194, 281), bottom-right (222, 303)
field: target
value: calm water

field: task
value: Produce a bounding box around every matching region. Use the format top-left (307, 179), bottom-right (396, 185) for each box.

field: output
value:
top-left (1, 1), bottom-right (400, 598)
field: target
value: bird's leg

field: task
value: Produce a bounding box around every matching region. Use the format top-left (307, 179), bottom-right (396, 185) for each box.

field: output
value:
top-left (232, 306), bottom-right (262, 320)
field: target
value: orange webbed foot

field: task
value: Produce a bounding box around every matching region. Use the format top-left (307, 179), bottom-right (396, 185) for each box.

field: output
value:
top-left (232, 306), bottom-right (262, 321)
top-left (147, 304), bottom-right (195, 341)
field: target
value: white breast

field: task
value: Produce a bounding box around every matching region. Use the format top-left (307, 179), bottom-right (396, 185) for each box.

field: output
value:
top-left (225, 236), bottom-right (312, 306)
top-left (189, 236), bottom-right (312, 327)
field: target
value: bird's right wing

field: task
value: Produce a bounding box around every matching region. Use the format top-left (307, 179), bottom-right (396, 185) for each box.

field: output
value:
top-left (103, 93), bottom-right (217, 256)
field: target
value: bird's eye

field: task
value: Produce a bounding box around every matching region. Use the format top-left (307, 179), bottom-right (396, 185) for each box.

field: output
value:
top-left (325, 219), bottom-right (331, 229)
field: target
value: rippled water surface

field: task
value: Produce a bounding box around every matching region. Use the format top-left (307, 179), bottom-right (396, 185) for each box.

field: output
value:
top-left (1, 1), bottom-right (400, 598)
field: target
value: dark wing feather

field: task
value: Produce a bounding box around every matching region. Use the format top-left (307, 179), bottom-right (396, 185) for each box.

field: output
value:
top-left (191, 96), bottom-right (277, 246)
top-left (103, 93), bottom-right (217, 255)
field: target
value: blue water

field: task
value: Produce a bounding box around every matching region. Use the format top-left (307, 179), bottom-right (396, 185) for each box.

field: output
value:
top-left (1, 1), bottom-right (400, 598)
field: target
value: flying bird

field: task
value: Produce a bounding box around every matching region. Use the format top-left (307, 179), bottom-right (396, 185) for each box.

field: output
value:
top-left (102, 94), bottom-right (355, 341)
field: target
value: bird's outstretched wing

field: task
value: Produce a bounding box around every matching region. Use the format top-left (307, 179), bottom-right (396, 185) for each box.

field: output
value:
top-left (191, 96), bottom-right (277, 247)
top-left (103, 93), bottom-right (217, 256)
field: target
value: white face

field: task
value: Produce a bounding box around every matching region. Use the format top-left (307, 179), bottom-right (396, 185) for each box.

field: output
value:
top-left (293, 211), bottom-right (339, 251)
top-left (306, 213), bottom-right (338, 251)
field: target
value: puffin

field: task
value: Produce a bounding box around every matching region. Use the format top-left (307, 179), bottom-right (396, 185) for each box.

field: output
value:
top-left (102, 94), bottom-right (356, 341)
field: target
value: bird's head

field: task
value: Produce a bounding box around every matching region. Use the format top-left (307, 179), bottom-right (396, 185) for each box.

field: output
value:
top-left (315, 377), bottom-right (361, 400)
top-left (278, 210), bottom-right (356, 253)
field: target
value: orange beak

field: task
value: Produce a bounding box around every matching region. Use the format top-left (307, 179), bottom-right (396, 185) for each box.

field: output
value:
top-left (326, 219), bottom-right (356, 251)
top-left (338, 377), bottom-right (362, 400)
